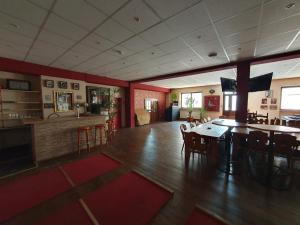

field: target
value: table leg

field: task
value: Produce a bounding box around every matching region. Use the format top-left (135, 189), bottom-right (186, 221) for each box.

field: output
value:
top-left (267, 131), bottom-right (274, 185)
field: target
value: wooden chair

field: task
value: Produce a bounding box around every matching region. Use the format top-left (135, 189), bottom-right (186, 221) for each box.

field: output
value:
top-left (105, 119), bottom-right (114, 144)
top-left (270, 118), bottom-right (280, 125)
top-left (190, 122), bottom-right (196, 128)
top-left (195, 120), bottom-right (201, 126)
top-left (288, 120), bottom-right (300, 128)
top-left (77, 126), bottom-right (92, 154)
top-left (273, 134), bottom-right (299, 171)
top-left (247, 131), bottom-right (269, 160)
top-left (180, 124), bottom-right (187, 152)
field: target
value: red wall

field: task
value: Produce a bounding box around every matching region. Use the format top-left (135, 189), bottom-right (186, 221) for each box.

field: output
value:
top-left (134, 89), bottom-right (166, 121)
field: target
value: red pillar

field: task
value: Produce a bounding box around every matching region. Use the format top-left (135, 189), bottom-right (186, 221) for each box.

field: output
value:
top-left (235, 61), bottom-right (250, 122)
top-left (125, 83), bottom-right (135, 128)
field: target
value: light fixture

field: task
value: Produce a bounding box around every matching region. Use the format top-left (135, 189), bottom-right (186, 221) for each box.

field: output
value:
top-left (285, 2), bottom-right (296, 9)
top-left (208, 52), bottom-right (217, 57)
top-left (197, 35), bottom-right (202, 39)
top-left (114, 49), bottom-right (123, 55)
top-left (95, 41), bottom-right (101, 45)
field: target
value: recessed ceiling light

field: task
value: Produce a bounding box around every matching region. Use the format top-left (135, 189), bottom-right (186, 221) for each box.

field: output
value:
top-left (208, 52), bottom-right (217, 57)
top-left (8, 23), bottom-right (20, 29)
top-left (197, 35), bottom-right (202, 39)
top-left (95, 41), bottom-right (101, 45)
top-left (114, 49), bottom-right (123, 55)
top-left (133, 16), bottom-right (140, 22)
top-left (285, 2), bottom-right (296, 9)
top-left (151, 52), bottom-right (155, 55)
top-left (238, 47), bottom-right (242, 51)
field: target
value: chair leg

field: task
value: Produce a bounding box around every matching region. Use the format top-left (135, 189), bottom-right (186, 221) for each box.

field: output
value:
top-left (181, 143), bottom-right (184, 152)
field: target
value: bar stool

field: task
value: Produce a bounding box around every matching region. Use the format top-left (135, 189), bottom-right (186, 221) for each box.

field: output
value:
top-left (77, 126), bottom-right (92, 154)
top-left (106, 119), bottom-right (114, 144)
top-left (94, 124), bottom-right (105, 148)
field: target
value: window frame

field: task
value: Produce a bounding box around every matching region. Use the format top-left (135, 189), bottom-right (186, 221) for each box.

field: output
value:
top-left (280, 86), bottom-right (300, 110)
top-left (223, 92), bottom-right (237, 112)
top-left (181, 92), bottom-right (203, 109)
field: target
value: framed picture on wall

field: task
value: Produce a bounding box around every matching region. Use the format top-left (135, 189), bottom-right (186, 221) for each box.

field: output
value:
top-left (269, 105), bottom-right (278, 110)
top-left (44, 80), bottom-right (54, 88)
top-left (58, 81), bottom-right (68, 89)
top-left (260, 105), bottom-right (268, 110)
top-left (271, 98), bottom-right (277, 104)
top-left (261, 98), bottom-right (267, 104)
top-left (72, 83), bottom-right (80, 90)
top-left (204, 95), bottom-right (220, 112)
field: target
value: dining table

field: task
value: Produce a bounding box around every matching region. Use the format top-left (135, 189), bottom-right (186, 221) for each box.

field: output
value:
top-left (212, 119), bottom-right (248, 174)
top-left (186, 123), bottom-right (228, 165)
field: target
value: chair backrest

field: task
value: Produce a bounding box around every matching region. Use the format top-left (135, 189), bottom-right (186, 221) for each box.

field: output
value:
top-left (207, 116), bottom-right (211, 121)
top-left (183, 131), bottom-right (194, 153)
top-left (273, 134), bottom-right (298, 156)
top-left (248, 131), bottom-right (268, 151)
top-left (195, 120), bottom-right (201, 126)
top-left (190, 122), bottom-right (196, 128)
top-left (191, 132), bottom-right (210, 153)
top-left (180, 124), bottom-right (187, 139)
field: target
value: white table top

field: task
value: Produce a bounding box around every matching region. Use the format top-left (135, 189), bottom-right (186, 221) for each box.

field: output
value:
top-left (212, 119), bottom-right (248, 128)
top-left (187, 123), bottom-right (228, 138)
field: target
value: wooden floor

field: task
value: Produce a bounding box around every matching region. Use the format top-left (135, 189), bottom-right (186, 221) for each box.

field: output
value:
top-left (2, 121), bottom-right (300, 225)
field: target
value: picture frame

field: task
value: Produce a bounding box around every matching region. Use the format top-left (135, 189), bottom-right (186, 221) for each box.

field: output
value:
top-left (7, 79), bottom-right (31, 91)
top-left (44, 80), bottom-right (54, 88)
top-left (261, 98), bottom-right (267, 104)
top-left (44, 94), bottom-right (52, 102)
top-left (72, 83), bottom-right (80, 90)
top-left (58, 81), bottom-right (68, 89)
top-left (269, 105), bottom-right (278, 110)
top-left (265, 90), bottom-right (273, 98)
top-left (54, 91), bottom-right (74, 112)
top-left (260, 105), bottom-right (268, 110)
top-left (271, 98), bottom-right (277, 104)
top-left (204, 95), bottom-right (220, 112)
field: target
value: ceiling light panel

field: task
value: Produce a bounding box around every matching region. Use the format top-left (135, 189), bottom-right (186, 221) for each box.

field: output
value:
top-left (112, 0), bottom-right (160, 33)
top-left (85, 0), bottom-right (128, 15)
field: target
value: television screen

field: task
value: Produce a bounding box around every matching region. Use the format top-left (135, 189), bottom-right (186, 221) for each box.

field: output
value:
top-left (249, 73), bottom-right (273, 92)
top-left (220, 77), bottom-right (237, 92)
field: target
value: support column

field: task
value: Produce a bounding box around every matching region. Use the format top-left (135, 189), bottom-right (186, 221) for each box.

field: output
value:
top-left (235, 61), bottom-right (250, 122)
top-left (125, 83), bottom-right (135, 128)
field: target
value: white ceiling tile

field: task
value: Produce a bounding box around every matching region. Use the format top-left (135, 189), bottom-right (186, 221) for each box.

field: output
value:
top-left (0, 12), bottom-right (39, 38)
top-left (181, 25), bottom-right (217, 47)
top-left (157, 38), bottom-right (188, 54)
top-left (37, 30), bottom-right (77, 49)
top-left (30, 41), bottom-right (67, 60)
top-left (110, 45), bottom-right (135, 58)
top-left (257, 30), bottom-right (297, 49)
top-left (25, 53), bottom-right (56, 65)
top-left (71, 44), bottom-right (100, 58)
top-left (192, 39), bottom-right (225, 59)
top-left (262, 0), bottom-right (300, 25)
top-left (221, 27), bottom-right (257, 48)
top-left (0, 28), bottom-right (33, 47)
top-left (95, 19), bottom-right (133, 43)
top-left (27, 0), bottom-right (55, 9)
top-left (204, 0), bottom-right (261, 22)
top-left (0, 39), bottom-right (29, 55)
top-left (79, 33), bottom-right (115, 51)
top-left (85, 0), bottom-right (128, 15)
top-left (44, 13), bottom-right (88, 41)
top-left (112, 0), bottom-right (160, 33)
top-left (0, 0), bottom-right (48, 26)
top-left (260, 14), bottom-right (300, 38)
top-left (53, 0), bottom-right (106, 30)
top-left (145, 0), bottom-right (201, 19)
top-left (139, 22), bottom-right (177, 45)
top-left (52, 50), bottom-right (93, 68)
top-left (120, 36), bottom-right (152, 52)
top-left (215, 7), bottom-right (260, 36)
top-left (166, 3), bottom-right (211, 36)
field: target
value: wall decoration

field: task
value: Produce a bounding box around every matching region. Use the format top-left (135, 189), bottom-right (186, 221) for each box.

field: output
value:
top-left (58, 81), bottom-right (68, 89)
top-left (44, 94), bottom-right (52, 102)
top-left (271, 98), bottom-right (277, 104)
top-left (43, 103), bottom-right (54, 109)
top-left (204, 95), bottom-right (220, 112)
top-left (44, 80), bottom-right (54, 88)
top-left (54, 91), bottom-right (73, 112)
top-left (265, 90), bottom-right (273, 98)
top-left (260, 105), bottom-right (268, 110)
top-left (269, 105), bottom-right (278, 110)
top-left (261, 98), bottom-right (267, 104)
top-left (72, 83), bottom-right (80, 90)
top-left (7, 79), bottom-right (31, 91)
top-left (76, 95), bottom-right (82, 100)
top-left (209, 89), bottom-right (215, 94)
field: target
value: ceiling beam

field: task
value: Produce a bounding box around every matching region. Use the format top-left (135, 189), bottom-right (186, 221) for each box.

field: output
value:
top-left (132, 49), bottom-right (300, 83)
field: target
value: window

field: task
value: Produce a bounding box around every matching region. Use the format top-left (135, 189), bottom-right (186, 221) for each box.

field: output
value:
top-left (223, 92), bottom-right (237, 111)
top-left (181, 92), bottom-right (202, 108)
top-left (281, 86), bottom-right (300, 110)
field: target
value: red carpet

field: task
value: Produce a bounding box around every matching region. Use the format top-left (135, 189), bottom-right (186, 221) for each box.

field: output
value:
top-left (186, 206), bottom-right (229, 225)
top-left (84, 171), bottom-right (173, 225)
top-left (37, 201), bottom-right (93, 225)
top-left (0, 168), bottom-right (70, 223)
top-left (62, 154), bottom-right (121, 185)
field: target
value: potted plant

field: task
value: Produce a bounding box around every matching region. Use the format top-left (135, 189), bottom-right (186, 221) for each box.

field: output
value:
top-left (199, 107), bottom-right (207, 122)
top-left (170, 93), bottom-right (178, 106)
top-left (186, 96), bottom-right (195, 121)
top-left (102, 88), bottom-right (120, 121)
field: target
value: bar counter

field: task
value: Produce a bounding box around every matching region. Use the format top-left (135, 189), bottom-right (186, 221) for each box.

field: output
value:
top-left (23, 115), bottom-right (107, 162)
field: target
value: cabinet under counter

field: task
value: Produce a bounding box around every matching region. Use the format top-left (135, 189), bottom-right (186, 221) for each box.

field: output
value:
top-left (24, 115), bottom-right (107, 162)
